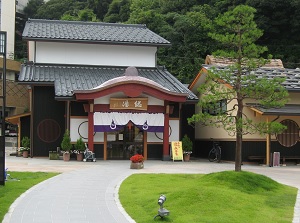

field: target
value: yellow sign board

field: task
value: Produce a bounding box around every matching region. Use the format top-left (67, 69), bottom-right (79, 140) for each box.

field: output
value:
top-left (171, 141), bottom-right (183, 161)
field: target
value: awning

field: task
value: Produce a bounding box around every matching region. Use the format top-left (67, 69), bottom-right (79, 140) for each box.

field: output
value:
top-left (247, 104), bottom-right (300, 116)
top-left (94, 112), bottom-right (164, 132)
top-left (6, 112), bottom-right (31, 125)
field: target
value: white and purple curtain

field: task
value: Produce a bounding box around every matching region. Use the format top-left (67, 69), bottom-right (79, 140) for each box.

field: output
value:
top-left (94, 112), bottom-right (164, 132)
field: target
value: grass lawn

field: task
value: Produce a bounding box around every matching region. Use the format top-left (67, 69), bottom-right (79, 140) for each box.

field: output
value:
top-left (0, 171), bottom-right (59, 222)
top-left (119, 171), bottom-right (297, 223)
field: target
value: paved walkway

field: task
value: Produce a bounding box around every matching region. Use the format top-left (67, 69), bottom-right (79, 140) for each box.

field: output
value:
top-left (3, 156), bottom-right (300, 223)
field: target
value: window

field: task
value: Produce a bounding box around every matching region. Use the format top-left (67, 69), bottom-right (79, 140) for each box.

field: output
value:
top-left (202, 99), bottom-right (227, 116)
top-left (276, 119), bottom-right (299, 147)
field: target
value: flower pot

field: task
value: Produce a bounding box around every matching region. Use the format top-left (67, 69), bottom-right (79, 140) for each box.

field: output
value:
top-left (49, 151), bottom-right (59, 160)
top-left (76, 153), bottom-right (83, 161)
top-left (183, 153), bottom-right (190, 162)
top-left (22, 151), bottom-right (29, 158)
top-left (63, 153), bottom-right (70, 161)
top-left (130, 162), bottom-right (144, 169)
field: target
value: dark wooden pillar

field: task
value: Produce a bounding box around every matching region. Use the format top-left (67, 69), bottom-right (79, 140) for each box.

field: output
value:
top-left (162, 102), bottom-right (170, 161)
top-left (88, 103), bottom-right (94, 152)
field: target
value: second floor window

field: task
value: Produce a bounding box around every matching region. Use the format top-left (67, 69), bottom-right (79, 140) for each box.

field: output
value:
top-left (202, 99), bottom-right (227, 116)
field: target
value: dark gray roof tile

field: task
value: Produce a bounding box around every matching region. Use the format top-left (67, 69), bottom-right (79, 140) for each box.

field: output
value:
top-left (19, 64), bottom-right (197, 101)
top-left (203, 65), bottom-right (300, 91)
top-left (23, 19), bottom-right (171, 46)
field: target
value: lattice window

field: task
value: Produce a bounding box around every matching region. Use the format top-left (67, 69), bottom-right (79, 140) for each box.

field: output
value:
top-left (276, 119), bottom-right (299, 147)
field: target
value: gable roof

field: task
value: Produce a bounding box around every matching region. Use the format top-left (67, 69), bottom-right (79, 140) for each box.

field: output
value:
top-left (22, 19), bottom-right (171, 47)
top-left (18, 63), bottom-right (198, 101)
top-left (189, 65), bottom-right (300, 93)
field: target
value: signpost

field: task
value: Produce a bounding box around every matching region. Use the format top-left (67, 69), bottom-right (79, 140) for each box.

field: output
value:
top-left (0, 31), bottom-right (7, 185)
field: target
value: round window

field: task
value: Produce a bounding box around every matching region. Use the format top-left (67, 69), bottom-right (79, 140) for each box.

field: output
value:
top-left (276, 119), bottom-right (299, 147)
top-left (37, 119), bottom-right (61, 143)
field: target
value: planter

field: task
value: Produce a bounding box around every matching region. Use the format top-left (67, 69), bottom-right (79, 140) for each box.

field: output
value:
top-left (130, 162), bottom-right (144, 169)
top-left (183, 153), bottom-right (191, 162)
top-left (63, 152), bottom-right (70, 161)
top-left (76, 153), bottom-right (83, 161)
top-left (22, 151), bottom-right (29, 158)
top-left (49, 151), bottom-right (60, 160)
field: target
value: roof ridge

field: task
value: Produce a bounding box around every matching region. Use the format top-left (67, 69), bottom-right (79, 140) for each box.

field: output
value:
top-left (27, 18), bottom-right (147, 29)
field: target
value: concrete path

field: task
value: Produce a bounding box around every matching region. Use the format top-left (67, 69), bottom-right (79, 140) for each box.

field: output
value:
top-left (3, 156), bottom-right (300, 223)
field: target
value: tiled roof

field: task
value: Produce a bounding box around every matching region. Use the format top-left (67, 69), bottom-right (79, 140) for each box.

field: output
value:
top-left (22, 19), bottom-right (171, 46)
top-left (18, 63), bottom-right (198, 101)
top-left (205, 55), bottom-right (284, 68)
top-left (247, 104), bottom-right (300, 116)
top-left (203, 65), bottom-right (300, 91)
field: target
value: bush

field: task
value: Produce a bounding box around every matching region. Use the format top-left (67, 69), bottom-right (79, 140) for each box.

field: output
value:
top-left (61, 129), bottom-right (72, 152)
top-left (21, 136), bottom-right (30, 150)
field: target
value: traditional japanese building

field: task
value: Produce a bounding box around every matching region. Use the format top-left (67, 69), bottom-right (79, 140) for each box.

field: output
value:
top-left (17, 19), bottom-right (197, 160)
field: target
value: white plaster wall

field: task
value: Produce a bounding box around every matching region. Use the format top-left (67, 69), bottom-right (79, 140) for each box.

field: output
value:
top-left (28, 41), bottom-right (35, 61)
top-left (195, 92), bottom-right (300, 141)
top-left (1, 0), bottom-right (15, 59)
top-left (147, 119), bottom-right (179, 143)
top-left (35, 42), bottom-right (157, 67)
top-left (70, 117), bottom-right (104, 142)
top-left (288, 92), bottom-right (300, 104)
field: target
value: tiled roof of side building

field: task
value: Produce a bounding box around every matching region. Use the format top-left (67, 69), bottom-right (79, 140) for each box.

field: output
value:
top-left (22, 19), bottom-right (171, 46)
top-left (203, 65), bottom-right (300, 91)
top-left (205, 55), bottom-right (284, 68)
top-left (18, 63), bottom-right (198, 101)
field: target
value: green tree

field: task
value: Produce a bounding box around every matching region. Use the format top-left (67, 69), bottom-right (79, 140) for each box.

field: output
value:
top-left (103, 0), bottom-right (131, 23)
top-left (23, 0), bottom-right (45, 18)
top-left (34, 0), bottom-right (86, 20)
top-left (87, 0), bottom-right (113, 21)
top-left (157, 5), bottom-right (217, 84)
top-left (188, 5), bottom-right (289, 171)
top-left (61, 129), bottom-right (72, 152)
top-left (61, 8), bottom-right (98, 21)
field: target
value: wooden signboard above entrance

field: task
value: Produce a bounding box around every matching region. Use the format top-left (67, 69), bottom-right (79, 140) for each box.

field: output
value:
top-left (110, 98), bottom-right (148, 111)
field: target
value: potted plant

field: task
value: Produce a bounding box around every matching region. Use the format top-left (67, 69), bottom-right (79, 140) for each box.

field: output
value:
top-left (20, 136), bottom-right (30, 158)
top-left (130, 153), bottom-right (144, 169)
top-left (61, 129), bottom-right (72, 161)
top-left (73, 137), bottom-right (85, 161)
top-left (182, 134), bottom-right (193, 162)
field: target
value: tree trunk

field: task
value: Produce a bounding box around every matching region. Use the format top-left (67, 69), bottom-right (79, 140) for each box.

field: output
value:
top-left (235, 131), bottom-right (242, 172)
top-left (235, 90), bottom-right (243, 172)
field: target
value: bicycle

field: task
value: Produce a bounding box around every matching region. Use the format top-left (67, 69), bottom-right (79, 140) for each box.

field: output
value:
top-left (208, 141), bottom-right (221, 162)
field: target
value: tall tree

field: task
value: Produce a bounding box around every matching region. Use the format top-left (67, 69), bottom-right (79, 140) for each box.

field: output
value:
top-left (103, 0), bottom-right (131, 23)
top-left (61, 8), bottom-right (98, 21)
top-left (188, 5), bottom-right (289, 171)
top-left (34, 0), bottom-right (87, 20)
top-left (87, 0), bottom-right (113, 21)
top-left (23, 0), bottom-right (45, 18)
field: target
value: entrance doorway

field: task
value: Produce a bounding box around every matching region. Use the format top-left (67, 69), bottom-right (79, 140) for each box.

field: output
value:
top-left (107, 122), bottom-right (143, 160)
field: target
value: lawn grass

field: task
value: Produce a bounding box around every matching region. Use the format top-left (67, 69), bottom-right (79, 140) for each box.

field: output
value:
top-left (119, 171), bottom-right (297, 223)
top-left (0, 171), bottom-right (59, 222)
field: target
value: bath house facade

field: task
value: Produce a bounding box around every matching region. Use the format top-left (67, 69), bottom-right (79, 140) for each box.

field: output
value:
top-left (17, 19), bottom-right (197, 160)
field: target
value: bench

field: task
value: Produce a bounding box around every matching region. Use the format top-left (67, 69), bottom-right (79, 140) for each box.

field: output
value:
top-left (281, 156), bottom-right (300, 166)
top-left (248, 156), bottom-right (266, 164)
top-left (248, 155), bottom-right (300, 165)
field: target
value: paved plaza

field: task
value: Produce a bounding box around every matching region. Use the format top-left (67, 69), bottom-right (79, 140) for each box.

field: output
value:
top-left (3, 156), bottom-right (300, 223)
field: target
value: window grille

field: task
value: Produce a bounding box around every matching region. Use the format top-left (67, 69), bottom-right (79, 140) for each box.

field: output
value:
top-left (276, 119), bottom-right (299, 147)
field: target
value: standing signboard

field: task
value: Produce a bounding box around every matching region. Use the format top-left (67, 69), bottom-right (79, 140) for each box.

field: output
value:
top-left (171, 141), bottom-right (183, 161)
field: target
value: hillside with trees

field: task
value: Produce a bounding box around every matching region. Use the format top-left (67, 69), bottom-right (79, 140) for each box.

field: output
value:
top-left (20, 0), bottom-right (300, 84)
